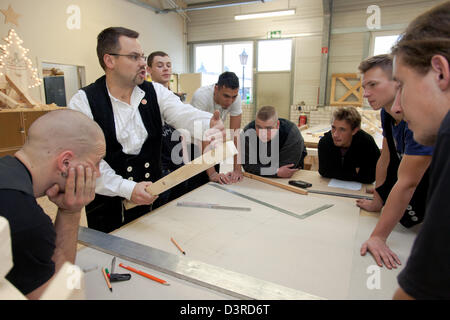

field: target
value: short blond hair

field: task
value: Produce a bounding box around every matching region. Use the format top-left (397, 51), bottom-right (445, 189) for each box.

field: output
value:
top-left (332, 107), bottom-right (361, 130)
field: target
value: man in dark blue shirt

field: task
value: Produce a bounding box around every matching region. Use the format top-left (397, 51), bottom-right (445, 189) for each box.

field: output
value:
top-left (357, 54), bottom-right (433, 270)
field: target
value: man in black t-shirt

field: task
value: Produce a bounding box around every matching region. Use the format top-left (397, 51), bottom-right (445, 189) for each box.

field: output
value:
top-left (318, 107), bottom-right (380, 184)
top-left (390, 2), bottom-right (450, 299)
top-left (0, 109), bottom-right (105, 299)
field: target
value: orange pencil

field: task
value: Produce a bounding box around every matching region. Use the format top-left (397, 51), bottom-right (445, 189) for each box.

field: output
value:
top-left (119, 263), bottom-right (169, 286)
top-left (102, 268), bottom-right (112, 292)
top-left (171, 237), bottom-right (186, 255)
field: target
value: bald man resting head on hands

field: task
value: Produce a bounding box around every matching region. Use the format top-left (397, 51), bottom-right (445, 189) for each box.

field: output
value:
top-left (0, 109), bottom-right (106, 299)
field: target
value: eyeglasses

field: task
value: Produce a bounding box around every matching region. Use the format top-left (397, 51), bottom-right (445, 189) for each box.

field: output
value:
top-left (108, 53), bottom-right (147, 62)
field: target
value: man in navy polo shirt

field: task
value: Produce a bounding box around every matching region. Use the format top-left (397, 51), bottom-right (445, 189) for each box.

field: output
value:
top-left (357, 54), bottom-right (433, 270)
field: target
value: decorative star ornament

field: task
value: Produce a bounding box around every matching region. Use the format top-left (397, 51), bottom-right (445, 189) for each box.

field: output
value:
top-left (1, 4), bottom-right (21, 26)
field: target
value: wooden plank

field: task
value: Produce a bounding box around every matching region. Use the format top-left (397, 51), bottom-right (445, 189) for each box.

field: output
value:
top-left (242, 172), bottom-right (308, 196)
top-left (362, 114), bottom-right (382, 134)
top-left (330, 101), bottom-right (363, 106)
top-left (40, 262), bottom-right (85, 300)
top-left (5, 75), bottom-right (38, 106)
top-left (0, 91), bottom-right (21, 109)
top-left (124, 141), bottom-right (238, 210)
top-left (330, 76), bottom-right (337, 104)
top-left (330, 73), bottom-right (363, 107)
top-left (332, 73), bottom-right (359, 79)
top-left (0, 217), bottom-right (12, 279)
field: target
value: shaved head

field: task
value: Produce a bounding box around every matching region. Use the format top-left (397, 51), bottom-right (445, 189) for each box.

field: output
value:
top-left (15, 109), bottom-right (105, 198)
top-left (24, 109), bottom-right (105, 159)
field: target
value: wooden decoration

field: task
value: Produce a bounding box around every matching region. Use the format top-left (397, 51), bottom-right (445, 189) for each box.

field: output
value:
top-left (0, 29), bottom-right (43, 109)
top-left (0, 90), bottom-right (21, 108)
top-left (0, 5), bottom-right (20, 26)
top-left (124, 140), bottom-right (238, 210)
top-left (5, 74), bottom-right (38, 106)
top-left (330, 73), bottom-right (363, 107)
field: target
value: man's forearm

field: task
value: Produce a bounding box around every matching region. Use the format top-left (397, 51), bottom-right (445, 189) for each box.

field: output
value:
top-left (375, 140), bottom-right (389, 188)
top-left (370, 182), bottom-right (416, 240)
top-left (52, 211), bottom-right (81, 269)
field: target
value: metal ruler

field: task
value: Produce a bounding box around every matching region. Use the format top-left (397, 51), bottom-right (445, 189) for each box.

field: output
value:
top-left (78, 227), bottom-right (321, 300)
top-left (209, 183), bottom-right (333, 220)
top-left (308, 189), bottom-right (373, 200)
top-left (177, 201), bottom-right (251, 211)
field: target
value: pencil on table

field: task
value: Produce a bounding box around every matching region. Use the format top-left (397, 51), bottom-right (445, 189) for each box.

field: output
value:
top-left (171, 237), bottom-right (186, 255)
top-left (102, 267), bottom-right (112, 292)
top-left (119, 263), bottom-right (169, 286)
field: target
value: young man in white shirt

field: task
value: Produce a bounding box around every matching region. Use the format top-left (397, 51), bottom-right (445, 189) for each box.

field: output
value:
top-left (69, 27), bottom-right (224, 233)
top-left (191, 72), bottom-right (243, 184)
top-left (146, 51), bottom-right (205, 204)
top-left (146, 51), bottom-right (172, 89)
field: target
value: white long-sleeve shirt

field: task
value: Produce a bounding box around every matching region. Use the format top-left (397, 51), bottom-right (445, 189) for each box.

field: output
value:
top-left (68, 81), bottom-right (212, 200)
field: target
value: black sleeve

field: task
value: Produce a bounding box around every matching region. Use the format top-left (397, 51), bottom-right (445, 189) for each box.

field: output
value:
top-left (354, 134), bottom-right (381, 184)
top-left (241, 130), bottom-right (263, 176)
top-left (278, 125), bottom-right (304, 169)
top-left (318, 134), bottom-right (342, 179)
top-left (397, 132), bottom-right (450, 299)
top-left (1, 191), bottom-right (56, 295)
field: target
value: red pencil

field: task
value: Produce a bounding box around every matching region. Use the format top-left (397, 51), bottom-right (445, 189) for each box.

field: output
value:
top-left (119, 263), bottom-right (169, 286)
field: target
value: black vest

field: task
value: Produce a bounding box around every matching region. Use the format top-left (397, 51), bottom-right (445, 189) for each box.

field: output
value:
top-left (81, 77), bottom-right (163, 233)
top-left (82, 76), bottom-right (162, 184)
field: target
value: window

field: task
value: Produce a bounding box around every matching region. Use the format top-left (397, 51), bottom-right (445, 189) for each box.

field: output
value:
top-left (194, 42), bottom-right (253, 102)
top-left (195, 45), bottom-right (222, 88)
top-left (370, 31), bottom-right (401, 56)
top-left (257, 39), bottom-right (292, 72)
top-left (373, 35), bottom-right (400, 55)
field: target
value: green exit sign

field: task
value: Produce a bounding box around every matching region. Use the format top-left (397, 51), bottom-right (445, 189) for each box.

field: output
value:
top-left (267, 30), bottom-right (281, 39)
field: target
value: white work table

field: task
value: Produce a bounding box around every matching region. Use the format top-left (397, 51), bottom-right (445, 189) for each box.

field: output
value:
top-left (76, 171), bottom-right (419, 300)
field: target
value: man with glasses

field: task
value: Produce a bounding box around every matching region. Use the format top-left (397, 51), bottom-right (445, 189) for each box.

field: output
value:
top-left (69, 27), bottom-right (224, 233)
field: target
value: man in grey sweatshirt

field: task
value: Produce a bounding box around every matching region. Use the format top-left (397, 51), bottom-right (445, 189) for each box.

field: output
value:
top-left (241, 106), bottom-right (307, 178)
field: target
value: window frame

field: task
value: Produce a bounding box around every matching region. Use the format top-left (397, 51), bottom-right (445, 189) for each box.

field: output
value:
top-left (193, 40), bottom-right (254, 102)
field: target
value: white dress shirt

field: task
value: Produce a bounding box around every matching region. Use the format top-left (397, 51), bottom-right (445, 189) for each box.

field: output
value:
top-left (69, 81), bottom-right (212, 200)
top-left (190, 84), bottom-right (242, 122)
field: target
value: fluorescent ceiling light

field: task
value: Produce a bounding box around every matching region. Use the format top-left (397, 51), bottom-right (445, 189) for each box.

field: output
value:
top-left (235, 9), bottom-right (295, 21)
